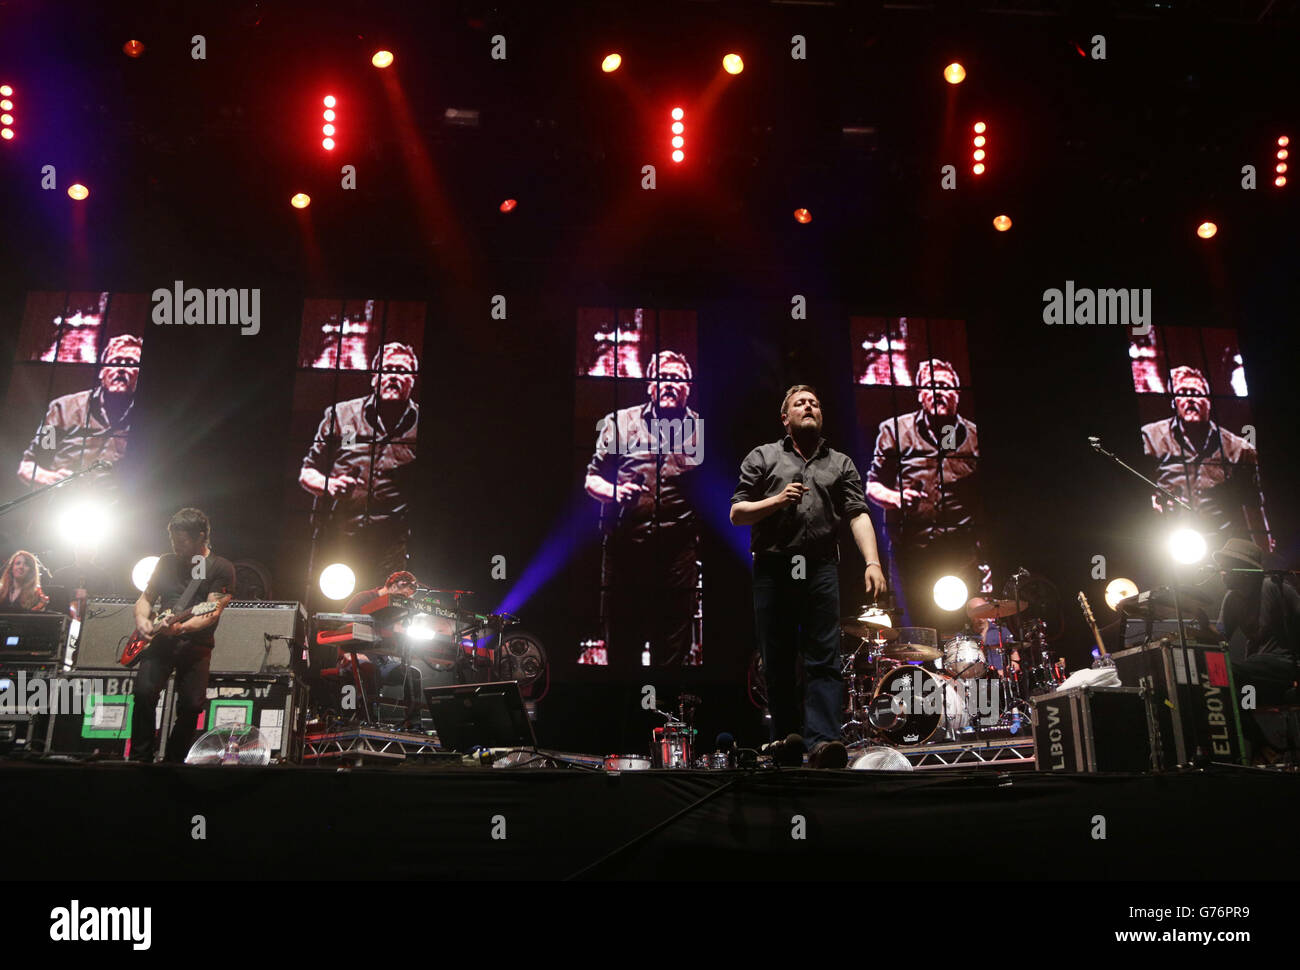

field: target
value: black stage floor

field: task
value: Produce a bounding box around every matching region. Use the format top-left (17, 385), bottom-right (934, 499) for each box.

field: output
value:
top-left (4, 760), bottom-right (1296, 880)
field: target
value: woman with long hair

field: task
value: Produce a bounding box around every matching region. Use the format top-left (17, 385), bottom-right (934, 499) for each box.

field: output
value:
top-left (0, 550), bottom-right (49, 611)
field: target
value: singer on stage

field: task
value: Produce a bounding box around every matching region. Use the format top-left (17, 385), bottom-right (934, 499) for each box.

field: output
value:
top-left (731, 385), bottom-right (886, 768)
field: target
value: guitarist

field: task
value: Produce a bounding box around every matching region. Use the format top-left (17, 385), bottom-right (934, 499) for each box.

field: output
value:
top-left (129, 508), bottom-right (235, 763)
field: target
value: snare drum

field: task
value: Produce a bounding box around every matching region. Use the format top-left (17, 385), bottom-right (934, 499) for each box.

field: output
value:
top-left (941, 634), bottom-right (987, 680)
top-left (869, 666), bottom-right (970, 744)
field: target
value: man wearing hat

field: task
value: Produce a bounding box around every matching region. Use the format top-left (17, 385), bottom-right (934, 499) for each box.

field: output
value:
top-left (1216, 537), bottom-right (1300, 758)
top-left (1142, 365), bottom-right (1270, 550)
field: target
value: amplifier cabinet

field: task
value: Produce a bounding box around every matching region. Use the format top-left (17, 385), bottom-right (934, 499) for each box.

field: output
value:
top-left (74, 597), bottom-right (139, 669)
top-left (41, 667), bottom-right (172, 762)
top-left (201, 672), bottom-right (306, 763)
top-left (75, 598), bottom-right (307, 674)
top-left (1032, 686), bottom-right (1152, 773)
top-left (208, 601), bottom-right (306, 675)
top-left (1111, 640), bottom-right (1246, 769)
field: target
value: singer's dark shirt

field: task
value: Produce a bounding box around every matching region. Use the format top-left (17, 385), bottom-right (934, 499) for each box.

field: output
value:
top-left (1220, 579), bottom-right (1300, 660)
top-left (867, 409), bottom-right (978, 549)
top-left (301, 395), bottom-right (419, 533)
top-left (731, 436), bottom-right (869, 563)
top-left (587, 403), bottom-right (702, 539)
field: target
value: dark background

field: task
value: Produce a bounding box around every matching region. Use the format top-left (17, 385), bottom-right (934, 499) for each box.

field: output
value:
top-left (1, 0), bottom-right (1296, 751)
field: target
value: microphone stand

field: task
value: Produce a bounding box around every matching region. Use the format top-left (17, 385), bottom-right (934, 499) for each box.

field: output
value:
top-left (1088, 436), bottom-right (1209, 767)
top-left (0, 460), bottom-right (113, 519)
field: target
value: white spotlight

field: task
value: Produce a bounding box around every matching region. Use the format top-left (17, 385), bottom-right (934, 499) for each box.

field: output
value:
top-left (1168, 528), bottom-right (1207, 565)
top-left (132, 556), bottom-right (160, 593)
top-left (1104, 577), bottom-right (1139, 611)
top-left (933, 575), bottom-right (969, 611)
top-left (59, 501), bottom-right (112, 546)
top-left (405, 613), bottom-right (436, 641)
top-left (319, 563), bottom-right (356, 600)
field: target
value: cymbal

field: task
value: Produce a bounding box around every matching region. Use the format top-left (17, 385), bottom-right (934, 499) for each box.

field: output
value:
top-left (881, 642), bottom-right (942, 662)
top-left (841, 610), bottom-right (901, 639)
top-left (967, 597), bottom-right (1026, 620)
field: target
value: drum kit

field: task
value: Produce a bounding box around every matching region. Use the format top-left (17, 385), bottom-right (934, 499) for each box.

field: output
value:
top-left (840, 584), bottom-right (1067, 748)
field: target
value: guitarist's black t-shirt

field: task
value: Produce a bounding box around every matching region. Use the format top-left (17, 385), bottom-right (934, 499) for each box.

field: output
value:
top-left (143, 553), bottom-right (236, 648)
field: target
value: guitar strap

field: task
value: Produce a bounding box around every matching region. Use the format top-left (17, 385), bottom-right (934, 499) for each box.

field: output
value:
top-left (173, 555), bottom-right (212, 614)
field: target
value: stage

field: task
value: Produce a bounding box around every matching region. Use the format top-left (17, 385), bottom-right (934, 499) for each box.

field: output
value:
top-left (4, 760), bottom-right (1295, 880)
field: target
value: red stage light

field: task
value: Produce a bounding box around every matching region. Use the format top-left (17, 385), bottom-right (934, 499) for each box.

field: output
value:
top-left (1277, 176), bottom-right (1288, 187)
top-left (670, 107), bottom-right (685, 163)
top-left (1279, 136), bottom-right (1291, 147)
top-left (993, 214), bottom-right (1011, 232)
top-left (0, 85), bottom-right (12, 141)
top-left (123, 40), bottom-right (145, 58)
top-left (972, 121), bottom-right (988, 175)
top-left (601, 53), bottom-right (621, 73)
top-left (500, 199), bottom-right (517, 212)
top-left (793, 208), bottom-right (811, 224)
top-left (322, 137), bottom-right (335, 150)
top-left (372, 50), bottom-right (394, 69)
top-left (323, 95), bottom-right (336, 108)
top-left (723, 53), bottom-right (744, 75)
top-left (291, 193), bottom-right (311, 209)
top-left (67, 183), bottom-right (89, 200)
top-left (1278, 163), bottom-right (1289, 174)
top-left (944, 63), bottom-right (966, 85)
top-left (1196, 222), bottom-right (1217, 239)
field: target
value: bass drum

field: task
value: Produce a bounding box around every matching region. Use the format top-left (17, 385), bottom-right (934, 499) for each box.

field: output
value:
top-left (869, 666), bottom-right (970, 744)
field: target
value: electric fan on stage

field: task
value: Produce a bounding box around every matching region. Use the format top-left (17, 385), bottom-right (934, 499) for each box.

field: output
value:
top-left (184, 724), bottom-right (272, 766)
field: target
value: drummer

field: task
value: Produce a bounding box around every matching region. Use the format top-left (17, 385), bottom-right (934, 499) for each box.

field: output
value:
top-left (966, 596), bottom-right (1019, 675)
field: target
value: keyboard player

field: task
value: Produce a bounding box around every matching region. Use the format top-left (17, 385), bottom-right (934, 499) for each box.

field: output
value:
top-left (338, 570), bottom-right (421, 719)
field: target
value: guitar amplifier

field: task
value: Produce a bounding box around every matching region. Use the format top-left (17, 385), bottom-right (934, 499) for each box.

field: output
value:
top-left (209, 601), bottom-right (306, 674)
top-left (1031, 686), bottom-right (1152, 773)
top-left (74, 597), bottom-right (140, 669)
top-left (1111, 640), bottom-right (1246, 769)
top-left (41, 667), bottom-right (173, 762)
top-left (74, 598), bottom-right (307, 673)
top-left (200, 672), bottom-right (306, 763)
top-left (0, 612), bottom-right (70, 665)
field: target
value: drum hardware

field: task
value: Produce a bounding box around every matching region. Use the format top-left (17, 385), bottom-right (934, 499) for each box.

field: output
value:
top-left (648, 694), bottom-right (700, 768)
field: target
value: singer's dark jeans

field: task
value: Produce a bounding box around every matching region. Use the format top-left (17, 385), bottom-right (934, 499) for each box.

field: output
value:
top-left (752, 555), bottom-right (842, 750)
top-left (130, 637), bottom-right (212, 763)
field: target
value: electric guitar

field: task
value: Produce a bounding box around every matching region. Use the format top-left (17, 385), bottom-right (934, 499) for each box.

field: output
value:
top-left (1076, 591), bottom-right (1113, 667)
top-left (118, 601), bottom-right (219, 667)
